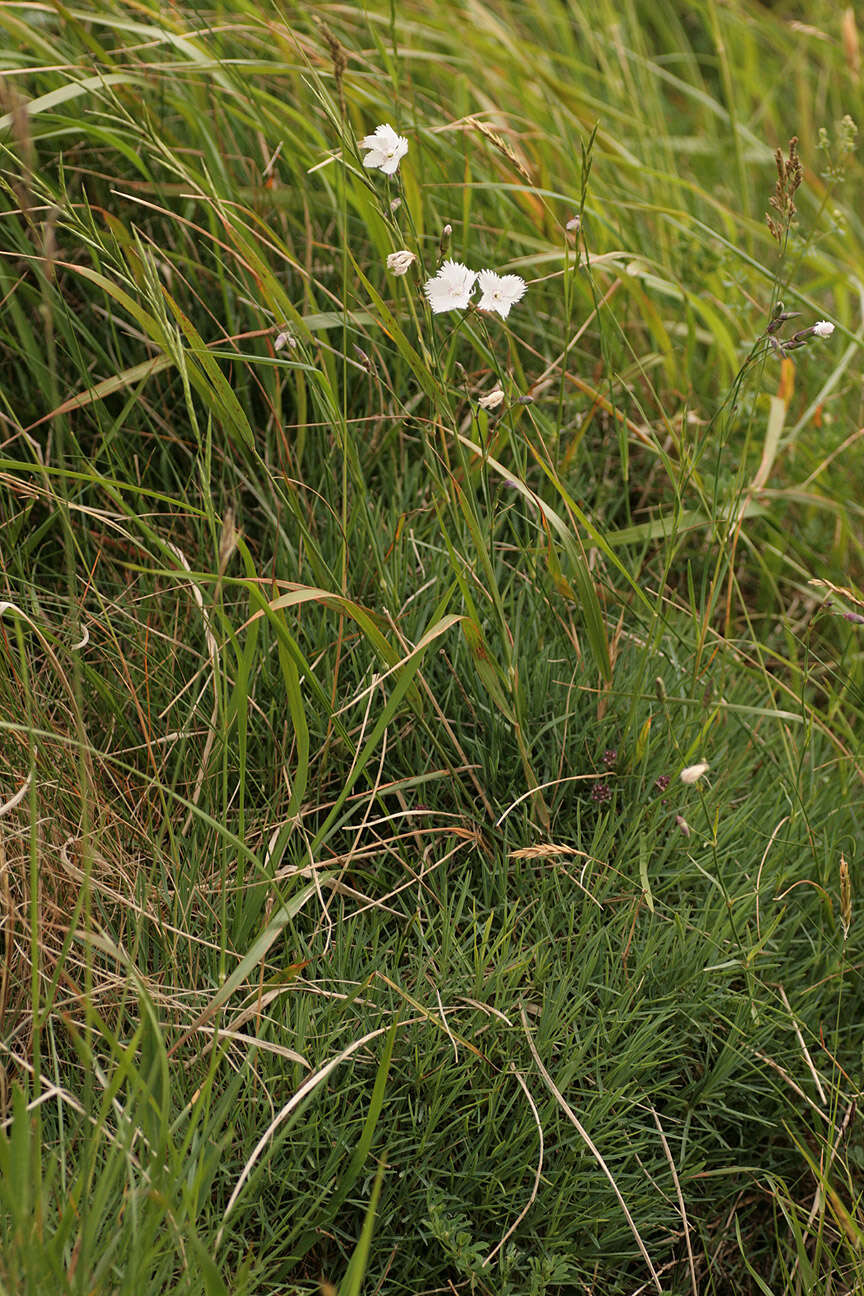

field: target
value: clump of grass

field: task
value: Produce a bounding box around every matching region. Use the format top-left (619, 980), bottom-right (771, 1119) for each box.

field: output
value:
top-left (1, 1), bottom-right (863, 1293)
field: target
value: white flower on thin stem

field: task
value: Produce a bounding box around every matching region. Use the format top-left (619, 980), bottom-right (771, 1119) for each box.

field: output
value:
top-left (813, 320), bottom-right (835, 338)
top-left (478, 387), bottom-right (505, 411)
top-left (386, 250), bottom-right (416, 276)
top-left (680, 762), bottom-right (709, 785)
top-left (476, 269), bottom-right (527, 319)
top-left (359, 123), bottom-right (408, 176)
top-left (423, 260), bottom-right (476, 314)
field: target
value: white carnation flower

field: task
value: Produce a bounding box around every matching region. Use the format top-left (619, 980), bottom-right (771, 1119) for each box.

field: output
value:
top-left (423, 260), bottom-right (477, 314)
top-left (359, 123), bottom-right (408, 176)
top-left (813, 320), bottom-right (835, 338)
top-left (386, 250), bottom-right (416, 276)
top-left (476, 269), bottom-right (527, 319)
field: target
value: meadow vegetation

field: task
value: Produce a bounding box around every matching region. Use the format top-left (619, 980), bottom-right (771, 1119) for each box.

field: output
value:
top-left (1, 1), bottom-right (864, 1292)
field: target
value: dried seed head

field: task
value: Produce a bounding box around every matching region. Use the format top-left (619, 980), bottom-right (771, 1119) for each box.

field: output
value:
top-left (320, 23), bottom-right (347, 118)
top-left (840, 853), bottom-right (852, 940)
top-left (218, 507), bottom-right (237, 576)
top-left (766, 137), bottom-right (803, 245)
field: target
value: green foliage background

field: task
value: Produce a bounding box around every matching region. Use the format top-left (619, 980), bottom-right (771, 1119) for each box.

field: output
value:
top-left (1, 1), bottom-right (863, 1292)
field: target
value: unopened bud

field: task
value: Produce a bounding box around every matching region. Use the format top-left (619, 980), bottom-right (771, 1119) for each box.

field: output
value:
top-left (766, 310), bottom-right (801, 336)
top-left (439, 223), bottom-right (452, 257)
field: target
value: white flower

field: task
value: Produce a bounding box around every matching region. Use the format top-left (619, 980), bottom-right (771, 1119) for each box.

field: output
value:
top-left (476, 269), bottom-right (527, 319)
top-left (423, 260), bottom-right (476, 314)
top-left (274, 330), bottom-right (296, 351)
top-left (813, 320), bottom-right (835, 338)
top-left (386, 250), bottom-right (416, 276)
top-left (478, 387), bottom-right (505, 411)
top-left (680, 762), bottom-right (709, 785)
top-left (359, 123), bottom-right (408, 176)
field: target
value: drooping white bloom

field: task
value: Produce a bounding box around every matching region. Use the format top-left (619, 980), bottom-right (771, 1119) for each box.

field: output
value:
top-left (478, 387), bottom-right (505, 410)
top-left (423, 260), bottom-right (477, 314)
top-left (680, 762), bottom-right (709, 785)
top-left (476, 269), bottom-right (527, 319)
top-left (813, 320), bottom-right (835, 338)
top-left (386, 250), bottom-right (416, 276)
top-left (359, 123), bottom-right (408, 176)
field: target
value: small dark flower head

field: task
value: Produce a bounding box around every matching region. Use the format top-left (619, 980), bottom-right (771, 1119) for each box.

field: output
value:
top-left (591, 781), bottom-right (612, 803)
top-left (655, 774), bottom-right (670, 792)
top-left (602, 748), bottom-right (618, 767)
